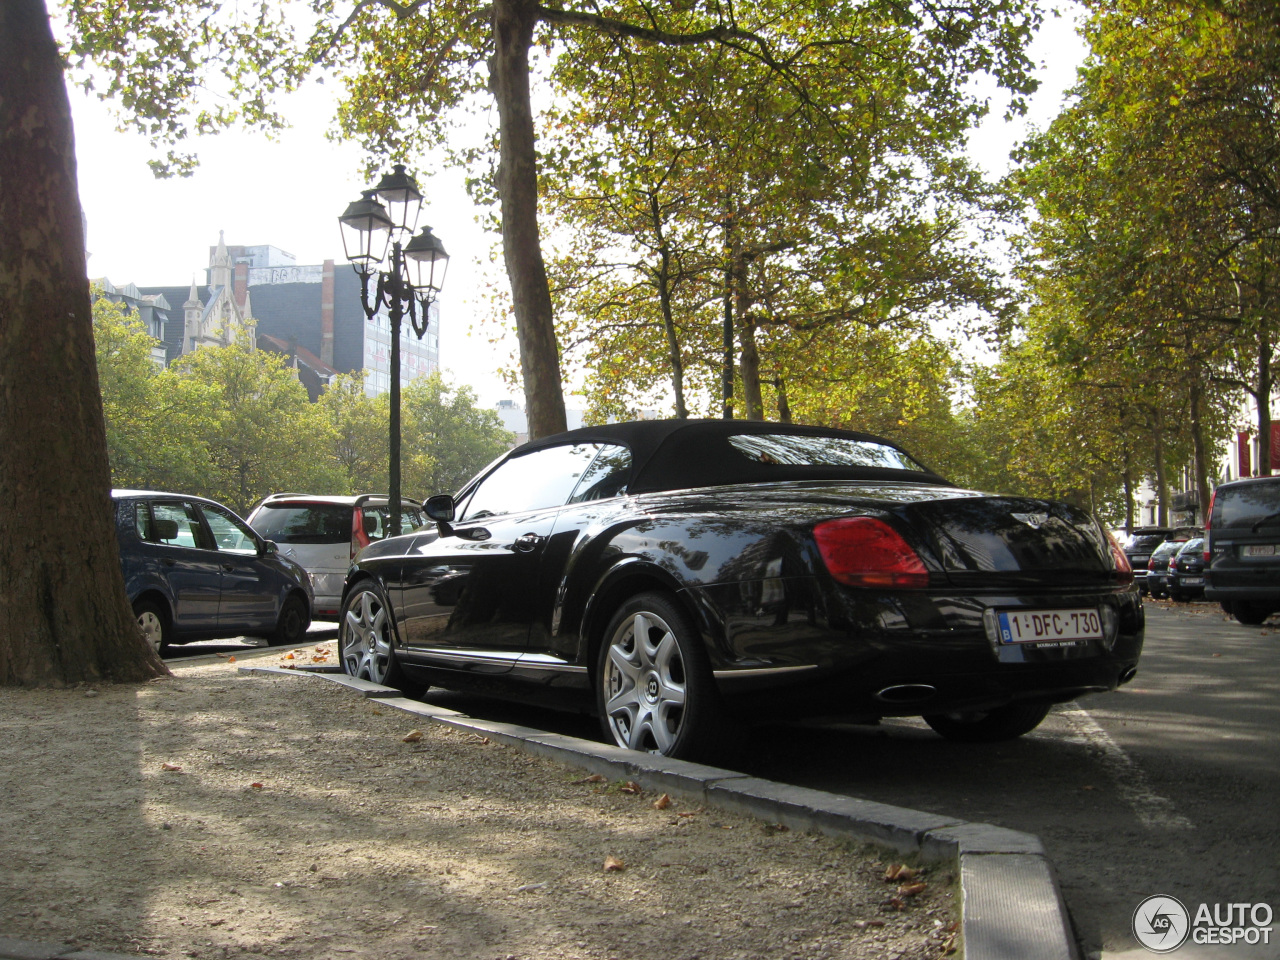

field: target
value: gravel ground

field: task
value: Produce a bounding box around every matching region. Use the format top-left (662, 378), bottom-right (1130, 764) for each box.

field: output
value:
top-left (0, 648), bottom-right (960, 959)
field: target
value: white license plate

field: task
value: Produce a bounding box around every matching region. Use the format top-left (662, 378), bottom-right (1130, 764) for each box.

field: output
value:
top-left (996, 609), bottom-right (1103, 644)
top-left (1180, 576), bottom-right (1204, 586)
top-left (1244, 544), bottom-right (1276, 557)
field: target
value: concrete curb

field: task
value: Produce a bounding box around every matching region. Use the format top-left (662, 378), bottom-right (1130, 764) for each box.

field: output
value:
top-left (0, 664), bottom-right (1078, 960)
top-left (240, 665), bottom-right (1081, 960)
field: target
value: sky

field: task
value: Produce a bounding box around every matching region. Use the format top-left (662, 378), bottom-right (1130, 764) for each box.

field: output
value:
top-left (66, 4), bottom-right (1087, 410)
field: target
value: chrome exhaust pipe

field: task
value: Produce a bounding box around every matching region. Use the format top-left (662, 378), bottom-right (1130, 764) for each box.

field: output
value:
top-left (1119, 667), bottom-right (1137, 685)
top-left (874, 684), bottom-right (937, 704)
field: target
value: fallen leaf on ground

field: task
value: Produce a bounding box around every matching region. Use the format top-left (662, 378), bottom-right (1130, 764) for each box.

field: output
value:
top-left (572, 774), bottom-right (606, 785)
top-left (402, 730), bottom-right (424, 743)
top-left (371, 709), bottom-right (383, 716)
top-left (285, 653), bottom-right (296, 660)
top-left (1212, 652), bottom-right (1224, 657)
top-left (227, 656), bottom-right (235, 663)
top-left (762, 823), bottom-right (789, 834)
top-left (619, 781), bottom-right (641, 794)
top-left (883, 864), bottom-right (918, 882)
top-left (250, 782), bottom-right (264, 790)
top-left (898, 881), bottom-right (927, 896)
top-left (160, 762), bottom-right (182, 772)
top-left (314, 645), bottom-right (327, 653)
top-left (652, 793), bottom-right (671, 810)
top-left (603, 857), bottom-right (625, 872)
top-left (853, 920), bottom-right (886, 929)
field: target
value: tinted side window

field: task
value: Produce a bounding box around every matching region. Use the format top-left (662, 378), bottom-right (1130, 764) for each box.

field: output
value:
top-left (1215, 482), bottom-right (1280, 531)
top-left (569, 444), bottom-right (632, 503)
top-left (201, 504), bottom-right (260, 555)
top-left (252, 504), bottom-right (352, 544)
top-left (133, 503), bottom-right (154, 541)
top-left (461, 444), bottom-right (600, 521)
top-left (150, 501), bottom-right (211, 549)
top-left (361, 504), bottom-right (424, 540)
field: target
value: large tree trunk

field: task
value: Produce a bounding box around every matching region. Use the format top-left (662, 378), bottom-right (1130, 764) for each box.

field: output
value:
top-left (1152, 412), bottom-right (1169, 527)
top-left (0, 0), bottom-right (168, 686)
top-left (1256, 331), bottom-right (1272, 476)
top-left (1189, 382), bottom-right (1212, 525)
top-left (649, 201), bottom-right (687, 419)
top-left (491, 0), bottom-right (567, 440)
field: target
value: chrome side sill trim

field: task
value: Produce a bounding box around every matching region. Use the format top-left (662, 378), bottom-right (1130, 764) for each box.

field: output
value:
top-left (411, 647), bottom-right (588, 673)
top-left (712, 664), bottom-right (819, 679)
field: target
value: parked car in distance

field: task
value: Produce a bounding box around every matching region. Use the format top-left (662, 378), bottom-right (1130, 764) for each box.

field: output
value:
top-left (1124, 528), bottom-right (1172, 595)
top-left (1145, 540), bottom-right (1184, 600)
top-left (1169, 538), bottom-right (1207, 602)
top-left (1124, 525), bottom-right (1202, 595)
top-left (339, 419), bottom-right (1143, 761)
top-left (1205, 476), bottom-right (1280, 624)
top-left (246, 495), bottom-right (425, 619)
top-left (114, 489), bottom-right (313, 654)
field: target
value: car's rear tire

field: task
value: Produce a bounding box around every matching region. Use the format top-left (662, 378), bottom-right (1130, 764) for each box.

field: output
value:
top-left (271, 594), bottom-right (310, 646)
top-left (1170, 588), bottom-right (1185, 603)
top-left (923, 701), bottom-right (1052, 743)
top-left (133, 599), bottom-right (170, 655)
top-left (596, 591), bottom-right (730, 761)
top-left (340, 583), bottom-right (426, 697)
top-left (1232, 601), bottom-right (1273, 626)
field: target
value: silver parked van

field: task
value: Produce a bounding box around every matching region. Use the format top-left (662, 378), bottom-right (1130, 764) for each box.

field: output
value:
top-left (247, 495), bottom-right (424, 618)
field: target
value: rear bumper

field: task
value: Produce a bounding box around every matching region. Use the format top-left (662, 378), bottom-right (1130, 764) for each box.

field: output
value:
top-left (708, 581), bottom-right (1144, 720)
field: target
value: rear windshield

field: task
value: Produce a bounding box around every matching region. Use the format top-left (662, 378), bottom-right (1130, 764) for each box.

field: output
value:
top-left (1151, 541), bottom-right (1182, 559)
top-left (1178, 538), bottom-right (1205, 554)
top-left (251, 504), bottom-right (351, 544)
top-left (1213, 481), bottom-right (1280, 531)
top-left (727, 434), bottom-right (927, 472)
top-left (1127, 534), bottom-right (1167, 552)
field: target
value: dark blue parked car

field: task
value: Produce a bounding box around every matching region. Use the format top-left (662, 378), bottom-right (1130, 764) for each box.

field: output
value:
top-left (114, 489), bottom-right (314, 653)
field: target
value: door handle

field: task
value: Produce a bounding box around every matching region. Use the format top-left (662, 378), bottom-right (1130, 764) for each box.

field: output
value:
top-left (513, 533), bottom-right (545, 554)
top-left (222, 562), bottom-right (235, 572)
top-left (162, 558), bottom-right (176, 567)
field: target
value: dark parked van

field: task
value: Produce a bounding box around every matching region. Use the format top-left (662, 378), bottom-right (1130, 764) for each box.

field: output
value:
top-left (1205, 476), bottom-right (1280, 624)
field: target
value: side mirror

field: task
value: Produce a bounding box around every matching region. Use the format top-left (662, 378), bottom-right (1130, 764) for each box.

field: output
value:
top-left (259, 539), bottom-right (279, 557)
top-left (425, 495), bottom-right (456, 523)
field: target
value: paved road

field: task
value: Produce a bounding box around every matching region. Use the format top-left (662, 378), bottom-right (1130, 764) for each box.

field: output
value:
top-left (736, 601), bottom-right (1279, 959)
top-left (179, 604), bottom-right (1278, 958)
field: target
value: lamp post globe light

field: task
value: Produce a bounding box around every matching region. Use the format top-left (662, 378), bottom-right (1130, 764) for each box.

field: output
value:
top-left (338, 163), bottom-right (450, 537)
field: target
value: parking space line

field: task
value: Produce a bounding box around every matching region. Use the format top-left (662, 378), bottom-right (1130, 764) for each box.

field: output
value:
top-left (1058, 704), bottom-right (1193, 831)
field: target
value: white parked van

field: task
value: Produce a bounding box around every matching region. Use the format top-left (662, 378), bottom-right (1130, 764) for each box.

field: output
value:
top-left (246, 495), bottom-right (424, 619)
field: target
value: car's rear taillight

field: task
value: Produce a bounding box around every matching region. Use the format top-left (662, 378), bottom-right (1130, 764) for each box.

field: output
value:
top-left (351, 505), bottom-right (371, 560)
top-left (1105, 531), bottom-right (1134, 585)
top-left (813, 517), bottom-right (929, 589)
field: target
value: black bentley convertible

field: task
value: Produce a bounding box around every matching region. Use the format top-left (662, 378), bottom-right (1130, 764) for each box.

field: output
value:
top-left (339, 419), bottom-right (1143, 760)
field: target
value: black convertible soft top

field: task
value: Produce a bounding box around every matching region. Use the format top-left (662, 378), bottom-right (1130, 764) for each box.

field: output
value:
top-left (508, 419), bottom-right (952, 494)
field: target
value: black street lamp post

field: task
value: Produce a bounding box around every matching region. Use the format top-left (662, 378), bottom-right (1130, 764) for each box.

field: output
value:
top-left (338, 164), bottom-right (449, 537)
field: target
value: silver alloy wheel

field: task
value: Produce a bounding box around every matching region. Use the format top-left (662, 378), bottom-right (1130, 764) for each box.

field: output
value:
top-left (603, 610), bottom-right (687, 753)
top-left (136, 609), bottom-right (164, 654)
top-left (342, 589), bottom-right (392, 683)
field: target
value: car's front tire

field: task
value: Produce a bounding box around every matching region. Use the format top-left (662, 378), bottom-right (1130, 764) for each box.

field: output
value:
top-left (133, 599), bottom-right (170, 655)
top-left (271, 595), bottom-right (310, 646)
top-left (923, 701), bottom-right (1052, 743)
top-left (595, 592), bottom-right (729, 761)
top-left (340, 583), bottom-right (425, 697)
